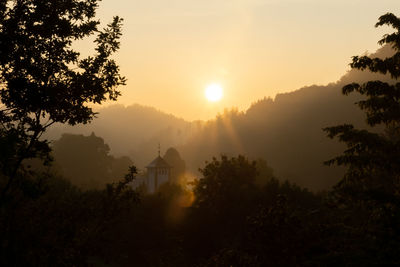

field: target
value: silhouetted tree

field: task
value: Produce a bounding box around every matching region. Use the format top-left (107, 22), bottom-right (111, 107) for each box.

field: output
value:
top-left (111, 155), bottom-right (135, 182)
top-left (324, 13), bottom-right (400, 203)
top-left (52, 133), bottom-right (133, 189)
top-left (163, 147), bottom-right (186, 184)
top-left (193, 155), bottom-right (258, 213)
top-left (183, 155), bottom-right (321, 266)
top-left (254, 157), bottom-right (274, 187)
top-left (0, 164), bottom-right (139, 266)
top-left (324, 13), bottom-right (400, 264)
top-left (205, 196), bottom-right (308, 267)
top-left (0, 0), bottom-right (125, 200)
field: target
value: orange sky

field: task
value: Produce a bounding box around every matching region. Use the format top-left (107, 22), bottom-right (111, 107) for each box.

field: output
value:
top-left (86, 0), bottom-right (400, 121)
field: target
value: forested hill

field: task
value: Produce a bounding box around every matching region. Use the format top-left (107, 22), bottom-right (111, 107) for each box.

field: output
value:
top-left (48, 46), bottom-right (394, 190)
top-left (179, 46), bottom-right (394, 190)
top-left (45, 104), bottom-right (193, 160)
top-left (180, 83), bottom-right (363, 190)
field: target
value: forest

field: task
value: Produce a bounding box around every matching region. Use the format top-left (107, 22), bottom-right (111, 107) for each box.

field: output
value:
top-left (1, 1), bottom-right (400, 266)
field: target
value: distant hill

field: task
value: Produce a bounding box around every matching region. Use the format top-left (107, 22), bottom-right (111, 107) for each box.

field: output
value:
top-left (45, 104), bottom-right (194, 168)
top-left (47, 46), bottom-right (394, 190)
top-left (179, 83), bottom-right (362, 190)
top-left (179, 46), bottom-right (394, 190)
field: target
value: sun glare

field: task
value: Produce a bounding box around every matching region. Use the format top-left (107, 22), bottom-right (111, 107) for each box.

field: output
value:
top-left (205, 84), bottom-right (223, 102)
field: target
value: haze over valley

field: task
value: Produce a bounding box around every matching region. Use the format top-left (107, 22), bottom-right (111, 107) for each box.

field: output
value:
top-left (46, 46), bottom-right (394, 190)
top-left (2, 1), bottom-right (400, 265)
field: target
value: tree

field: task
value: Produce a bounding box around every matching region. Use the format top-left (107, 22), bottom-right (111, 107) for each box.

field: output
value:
top-left (324, 13), bottom-right (400, 197)
top-left (52, 133), bottom-right (133, 189)
top-left (324, 13), bottom-right (400, 263)
top-left (193, 155), bottom-right (258, 212)
top-left (0, 0), bottom-right (125, 198)
top-left (254, 157), bottom-right (274, 187)
top-left (163, 147), bottom-right (186, 184)
top-left (184, 155), bottom-right (322, 265)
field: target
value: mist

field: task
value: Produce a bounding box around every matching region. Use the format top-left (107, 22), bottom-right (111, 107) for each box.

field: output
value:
top-left (2, 2), bottom-right (400, 265)
top-left (45, 46), bottom-right (393, 191)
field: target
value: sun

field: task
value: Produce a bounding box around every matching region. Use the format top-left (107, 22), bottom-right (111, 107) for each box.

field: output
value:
top-left (205, 83), bottom-right (223, 102)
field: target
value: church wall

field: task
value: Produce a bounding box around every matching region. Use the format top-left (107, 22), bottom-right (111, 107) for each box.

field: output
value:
top-left (147, 167), bottom-right (170, 193)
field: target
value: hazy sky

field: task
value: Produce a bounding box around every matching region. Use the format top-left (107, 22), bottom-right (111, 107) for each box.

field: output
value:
top-left (88, 0), bottom-right (400, 121)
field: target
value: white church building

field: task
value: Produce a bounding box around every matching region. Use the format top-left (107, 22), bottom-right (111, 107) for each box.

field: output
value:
top-left (130, 149), bottom-right (172, 193)
top-left (145, 154), bottom-right (172, 193)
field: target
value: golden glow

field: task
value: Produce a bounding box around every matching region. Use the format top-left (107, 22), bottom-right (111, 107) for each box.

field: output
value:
top-left (94, 0), bottom-right (400, 120)
top-left (205, 84), bottom-right (223, 102)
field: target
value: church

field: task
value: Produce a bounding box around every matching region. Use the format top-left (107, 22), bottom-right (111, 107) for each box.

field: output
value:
top-left (130, 148), bottom-right (172, 193)
top-left (145, 153), bottom-right (172, 193)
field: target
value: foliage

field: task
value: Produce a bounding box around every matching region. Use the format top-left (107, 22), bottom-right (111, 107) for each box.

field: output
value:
top-left (52, 132), bottom-right (133, 189)
top-left (163, 147), bottom-right (186, 184)
top-left (324, 13), bottom-right (400, 196)
top-left (3, 4), bottom-right (400, 266)
top-left (323, 12), bottom-right (400, 264)
top-left (0, 0), bottom-right (125, 198)
top-left (193, 155), bottom-right (258, 212)
top-left (254, 157), bottom-right (274, 186)
top-left (182, 155), bottom-right (321, 266)
top-left (0, 167), bottom-right (139, 266)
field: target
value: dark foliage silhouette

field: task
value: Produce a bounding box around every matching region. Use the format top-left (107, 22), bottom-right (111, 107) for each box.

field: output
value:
top-left (1, 4), bottom-right (400, 266)
top-left (324, 12), bottom-right (400, 264)
top-left (181, 155), bottom-right (320, 266)
top-left (163, 147), bottom-right (186, 184)
top-left (325, 13), bottom-right (400, 195)
top-left (0, 166), bottom-right (139, 266)
top-left (44, 46), bottom-right (395, 191)
top-left (45, 104), bottom-right (193, 168)
top-left (0, 0), bottom-right (125, 200)
top-left (52, 132), bottom-right (133, 189)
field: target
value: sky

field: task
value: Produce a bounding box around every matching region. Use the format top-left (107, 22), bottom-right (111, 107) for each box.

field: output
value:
top-left (86, 0), bottom-right (400, 121)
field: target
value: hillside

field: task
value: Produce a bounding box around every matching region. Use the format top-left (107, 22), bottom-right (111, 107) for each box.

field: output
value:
top-left (47, 47), bottom-right (394, 190)
top-left (45, 104), bottom-right (194, 167)
top-left (179, 46), bottom-right (394, 190)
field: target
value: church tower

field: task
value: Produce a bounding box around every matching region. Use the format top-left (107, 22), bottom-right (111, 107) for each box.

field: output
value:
top-left (145, 145), bottom-right (171, 193)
